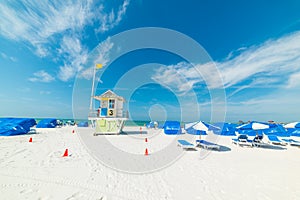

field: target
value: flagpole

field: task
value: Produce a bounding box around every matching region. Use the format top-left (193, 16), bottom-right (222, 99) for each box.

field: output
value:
top-left (89, 64), bottom-right (97, 115)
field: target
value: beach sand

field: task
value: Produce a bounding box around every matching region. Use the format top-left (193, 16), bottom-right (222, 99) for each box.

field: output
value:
top-left (0, 126), bottom-right (299, 200)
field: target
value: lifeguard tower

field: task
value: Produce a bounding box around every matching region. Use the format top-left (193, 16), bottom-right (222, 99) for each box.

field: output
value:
top-left (88, 90), bottom-right (127, 135)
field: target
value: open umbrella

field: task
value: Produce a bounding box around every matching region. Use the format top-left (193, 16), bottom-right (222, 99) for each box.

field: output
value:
top-left (262, 123), bottom-right (290, 137)
top-left (284, 122), bottom-right (300, 137)
top-left (185, 121), bottom-right (220, 135)
top-left (236, 121), bottom-right (270, 136)
top-left (284, 122), bottom-right (300, 129)
top-left (213, 122), bottom-right (237, 136)
top-left (287, 129), bottom-right (300, 137)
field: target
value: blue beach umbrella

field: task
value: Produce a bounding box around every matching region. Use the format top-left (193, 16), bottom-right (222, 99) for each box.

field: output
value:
top-left (185, 121), bottom-right (220, 135)
top-left (213, 122), bottom-right (237, 136)
top-left (284, 122), bottom-right (300, 137)
top-left (262, 124), bottom-right (290, 137)
top-left (287, 129), bottom-right (300, 137)
top-left (284, 122), bottom-right (300, 129)
top-left (236, 121), bottom-right (270, 136)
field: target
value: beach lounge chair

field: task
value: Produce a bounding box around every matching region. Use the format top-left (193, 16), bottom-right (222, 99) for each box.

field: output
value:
top-left (232, 134), bottom-right (252, 147)
top-left (281, 139), bottom-right (300, 147)
top-left (196, 140), bottom-right (220, 150)
top-left (267, 135), bottom-right (287, 146)
top-left (177, 140), bottom-right (196, 150)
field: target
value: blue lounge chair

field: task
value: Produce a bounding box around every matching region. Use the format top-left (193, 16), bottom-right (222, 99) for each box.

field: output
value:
top-left (267, 135), bottom-right (287, 146)
top-left (232, 134), bottom-right (253, 147)
top-left (196, 140), bottom-right (220, 150)
top-left (177, 140), bottom-right (196, 150)
top-left (196, 139), bottom-right (220, 150)
top-left (281, 139), bottom-right (300, 147)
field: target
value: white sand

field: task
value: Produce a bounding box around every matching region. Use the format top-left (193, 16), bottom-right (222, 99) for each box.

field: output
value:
top-left (0, 126), bottom-right (300, 200)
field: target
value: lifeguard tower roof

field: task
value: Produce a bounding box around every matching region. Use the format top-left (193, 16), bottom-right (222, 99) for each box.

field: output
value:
top-left (93, 90), bottom-right (125, 102)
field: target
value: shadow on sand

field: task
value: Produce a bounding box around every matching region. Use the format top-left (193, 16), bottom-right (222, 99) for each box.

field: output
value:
top-left (120, 131), bottom-right (148, 135)
top-left (196, 145), bottom-right (231, 152)
top-left (255, 143), bottom-right (287, 150)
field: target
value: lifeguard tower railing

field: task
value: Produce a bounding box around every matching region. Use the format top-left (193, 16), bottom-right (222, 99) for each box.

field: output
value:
top-left (88, 110), bottom-right (129, 119)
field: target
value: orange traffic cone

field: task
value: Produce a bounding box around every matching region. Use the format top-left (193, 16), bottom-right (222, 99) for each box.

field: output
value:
top-left (145, 138), bottom-right (148, 142)
top-left (144, 148), bottom-right (149, 156)
top-left (62, 149), bottom-right (68, 157)
top-left (29, 137), bottom-right (32, 142)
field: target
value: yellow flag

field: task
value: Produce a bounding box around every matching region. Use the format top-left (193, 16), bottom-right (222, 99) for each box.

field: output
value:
top-left (96, 64), bottom-right (103, 69)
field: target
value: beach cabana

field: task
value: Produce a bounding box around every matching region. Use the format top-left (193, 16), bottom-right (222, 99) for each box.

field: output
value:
top-left (36, 118), bottom-right (58, 128)
top-left (164, 121), bottom-right (181, 134)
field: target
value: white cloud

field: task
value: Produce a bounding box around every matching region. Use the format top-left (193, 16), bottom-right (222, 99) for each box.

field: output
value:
top-left (152, 63), bottom-right (199, 95)
top-left (286, 72), bottom-right (300, 88)
top-left (218, 32), bottom-right (300, 88)
top-left (152, 31), bottom-right (300, 93)
top-left (78, 37), bottom-right (114, 80)
top-left (97, 0), bottom-right (130, 32)
top-left (0, 0), bottom-right (130, 81)
top-left (0, 52), bottom-right (17, 62)
top-left (0, 1), bottom-right (91, 47)
top-left (28, 70), bottom-right (55, 82)
top-left (39, 91), bottom-right (51, 95)
top-left (57, 35), bottom-right (88, 81)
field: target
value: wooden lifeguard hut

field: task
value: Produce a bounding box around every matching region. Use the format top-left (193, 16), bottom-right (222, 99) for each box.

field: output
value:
top-left (88, 90), bottom-right (128, 135)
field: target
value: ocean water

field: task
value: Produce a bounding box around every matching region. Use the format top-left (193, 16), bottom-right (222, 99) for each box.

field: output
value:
top-left (35, 118), bottom-right (189, 127)
top-left (35, 118), bottom-right (151, 127)
top-left (124, 120), bottom-right (149, 126)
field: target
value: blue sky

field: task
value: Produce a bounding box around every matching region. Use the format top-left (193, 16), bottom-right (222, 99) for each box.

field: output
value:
top-left (1, 0), bottom-right (300, 123)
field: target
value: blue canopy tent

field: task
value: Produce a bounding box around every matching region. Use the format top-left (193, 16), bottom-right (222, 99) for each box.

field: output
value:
top-left (12, 118), bottom-right (36, 132)
top-left (36, 118), bottom-right (58, 128)
top-left (77, 121), bottom-right (88, 127)
top-left (164, 121), bottom-right (181, 135)
top-left (0, 118), bottom-right (37, 136)
top-left (213, 122), bottom-right (237, 136)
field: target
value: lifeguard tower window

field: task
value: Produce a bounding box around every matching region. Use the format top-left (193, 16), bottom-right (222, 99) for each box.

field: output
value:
top-left (109, 99), bottom-right (115, 109)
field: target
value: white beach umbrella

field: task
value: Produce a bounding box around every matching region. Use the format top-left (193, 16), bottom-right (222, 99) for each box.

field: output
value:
top-left (236, 122), bottom-right (270, 130)
top-left (284, 122), bottom-right (300, 129)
